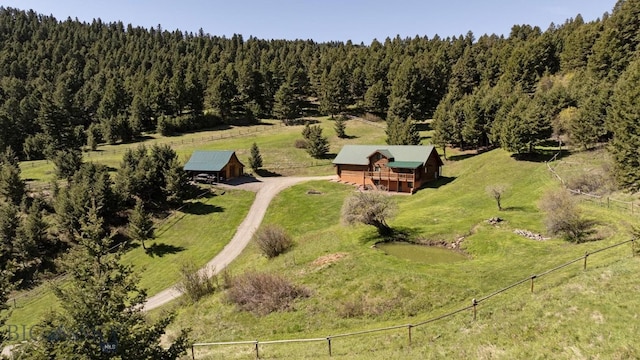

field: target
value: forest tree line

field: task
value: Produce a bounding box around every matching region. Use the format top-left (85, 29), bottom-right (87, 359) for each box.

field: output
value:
top-left (0, 2), bottom-right (636, 166)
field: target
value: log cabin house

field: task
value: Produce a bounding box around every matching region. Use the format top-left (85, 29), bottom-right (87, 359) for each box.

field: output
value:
top-left (183, 150), bottom-right (244, 182)
top-left (332, 145), bottom-right (443, 194)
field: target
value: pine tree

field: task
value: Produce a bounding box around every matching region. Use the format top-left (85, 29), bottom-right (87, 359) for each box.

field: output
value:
top-left (208, 72), bottom-right (237, 122)
top-left (334, 116), bottom-right (347, 139)
top-left (306, 126), bottom-right (329, 159)
top-left (0, 267), bottom-right (10, 347)
top-left (129, 198), bottom-right (154, 250)
top-left (248, 142), bottom-right (263, 171)
top-left (52, 149), bottom-right (83, 181)
top-left (608, 59), bottom-right (640, 191)
top-left (13, 199), bottom-right (49, 285)
top-left (164, 157), bottom-right (189, 207)
top-left (0, 155), bottom-right (25, 205)
top-left (386, 117), bottom-right (421, 145)
top-left (363, 80), bottom-right (388, 116)
top-left (272, 82), bottom-right (300, 122)
top-left (22, 204), bottom-right (190, 359)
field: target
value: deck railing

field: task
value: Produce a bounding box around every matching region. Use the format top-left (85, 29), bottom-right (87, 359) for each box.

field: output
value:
top-left (365, 171), bottom-right (414, 181)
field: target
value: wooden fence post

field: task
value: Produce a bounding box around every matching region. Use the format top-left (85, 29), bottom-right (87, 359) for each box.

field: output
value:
top-left (472, 298), bottom-right (478, 320)
top-left (530, 275), bottom-right (536, 293)
top-left (583, 252), bottom-right (589, 270)
top-left (191, 345), bottom-right (195, 359)
top-left (327, 337), bottom-right (332, 357)
top-left (408, 325), bottom-right (413, 346)
top-left (255, 341), bottom-right (259, 359)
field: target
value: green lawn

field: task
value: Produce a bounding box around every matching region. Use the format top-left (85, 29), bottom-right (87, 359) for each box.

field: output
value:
top-left (165, 149), bottom-right (640, 359)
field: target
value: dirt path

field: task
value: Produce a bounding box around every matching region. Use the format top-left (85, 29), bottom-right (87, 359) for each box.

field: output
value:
top-left (142, 175), bottom-right (335, 311)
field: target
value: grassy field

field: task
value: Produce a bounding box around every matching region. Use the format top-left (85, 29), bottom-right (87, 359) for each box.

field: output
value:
top-left (163, 149), bottom-right (640, 359)
top-left (19, 117), bottom-right (387, 186)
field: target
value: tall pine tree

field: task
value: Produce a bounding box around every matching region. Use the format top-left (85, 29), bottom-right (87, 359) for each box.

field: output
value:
top-left (21, 205), bottom-right (190, 359)
top-left (608, 59), bottom-right (640, 191)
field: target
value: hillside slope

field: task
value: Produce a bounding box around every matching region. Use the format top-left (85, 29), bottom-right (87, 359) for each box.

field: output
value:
top-left (168, 149), bottom-right (640, 359)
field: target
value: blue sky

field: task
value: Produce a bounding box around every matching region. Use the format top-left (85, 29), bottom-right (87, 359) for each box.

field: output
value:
top-left (1, 0), bottom-right (616, 43)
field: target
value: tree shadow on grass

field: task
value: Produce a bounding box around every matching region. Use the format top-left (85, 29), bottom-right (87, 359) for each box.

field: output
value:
top-left (512, 149), bottom-right (572, 163)
top-left (414, 122), bottom-right (432, 132)
top-left (447, 153), bottom-right (478, 161)
top-left (316, 152), bottom-right (337, 160)
top-left (256, 169), bottom-right (282, 177)
top-left (502, 206), bottom-right (531, 212)
top-left (339, 134), bottom-right (359, 140)
top-left (181, 202), bottom-right (224, 215)
top-left (360, 226), bottom-right (422, 244)
top-left (145, 242), bottom-right (186, 258)
top-left (413, 176), bottom-right (455, 193)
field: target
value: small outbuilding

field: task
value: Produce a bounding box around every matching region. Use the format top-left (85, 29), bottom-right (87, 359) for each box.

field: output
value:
top-left (184, 150), bottom-right (244, 182)
top-left (332, 145), bottom-right (443, 194)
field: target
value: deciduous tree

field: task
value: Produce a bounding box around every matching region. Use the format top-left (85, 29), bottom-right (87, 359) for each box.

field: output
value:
top-left (341, 191), bottom-right (397, 236)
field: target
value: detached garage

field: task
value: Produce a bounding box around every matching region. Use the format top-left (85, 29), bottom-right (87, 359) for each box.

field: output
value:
top-left (184, 150), bottom-right (244, 182)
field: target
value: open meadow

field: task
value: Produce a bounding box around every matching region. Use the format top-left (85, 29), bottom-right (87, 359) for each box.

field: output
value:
top-left (163, 146), bottom-right (640, 359)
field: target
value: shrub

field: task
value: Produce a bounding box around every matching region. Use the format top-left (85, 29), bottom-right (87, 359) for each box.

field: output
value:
top-left (294, 139), bottom-right (308, 149)
top-left (253, 225), bottom-right (293, 258)
top-left (566, 165), bottom-right (616, 195)
top-left (175, 261), bottom-right (215, 303)
top-left (539, 189), bottom-right (594, 242)
top-left (363, 112), bottom-right (384, 122)
top-left (226, 272), bottom-right (310, 315)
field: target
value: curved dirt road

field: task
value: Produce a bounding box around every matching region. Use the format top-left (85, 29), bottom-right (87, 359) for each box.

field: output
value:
top-left (143, 175), bottom-right (335, 311)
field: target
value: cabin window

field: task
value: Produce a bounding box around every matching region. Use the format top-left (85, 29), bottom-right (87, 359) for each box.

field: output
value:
top-left (374, 165), bottom-right (381, 172)
top-left (374, 179), bottom-right (380, 186)
top-left (408, 182), bottom-right (413, 188)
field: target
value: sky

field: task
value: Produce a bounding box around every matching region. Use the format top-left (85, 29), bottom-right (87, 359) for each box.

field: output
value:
top-left (1, 0), bottom-right (617, 44)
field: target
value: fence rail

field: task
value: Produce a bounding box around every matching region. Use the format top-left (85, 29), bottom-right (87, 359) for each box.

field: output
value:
top-left (190, 238), bottom-right (636, 359)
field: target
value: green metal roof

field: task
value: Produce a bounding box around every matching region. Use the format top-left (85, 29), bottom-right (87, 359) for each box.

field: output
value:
top-left (184, 150), bottom-right (235, 172)
top-left (370, 149), bottom-right (394, 160)
top-left (333, 145), bottom-right (440, 167)
top-left (387, 161), bottom-right (423, 169)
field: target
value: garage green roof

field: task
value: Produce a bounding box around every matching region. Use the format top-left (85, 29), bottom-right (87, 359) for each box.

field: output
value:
top-left (333, 145), bottom-right (441, 167)
top-left (184, 150), bottom-right (235, 172)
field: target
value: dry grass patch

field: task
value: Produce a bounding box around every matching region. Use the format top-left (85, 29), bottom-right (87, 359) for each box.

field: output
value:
top-left (311, 252), bottom-right (348, 270)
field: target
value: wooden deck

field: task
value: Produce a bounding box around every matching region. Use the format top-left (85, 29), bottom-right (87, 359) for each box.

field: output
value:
top-left (365, 171), bottom-right (414, 182)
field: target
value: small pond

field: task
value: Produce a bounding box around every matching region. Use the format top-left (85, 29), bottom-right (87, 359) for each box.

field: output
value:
top-left (376, 242), bottom-right (467, 264)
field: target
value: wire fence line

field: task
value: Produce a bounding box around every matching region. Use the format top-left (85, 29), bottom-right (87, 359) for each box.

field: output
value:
top-left (189, 238), bottom-right (636, 359)
top-left (84, 122), bottom-right (286, 157)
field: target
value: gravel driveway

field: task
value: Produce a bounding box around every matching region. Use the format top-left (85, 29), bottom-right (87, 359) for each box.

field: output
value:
top-left (143, 175), bottom-right (336, 311)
